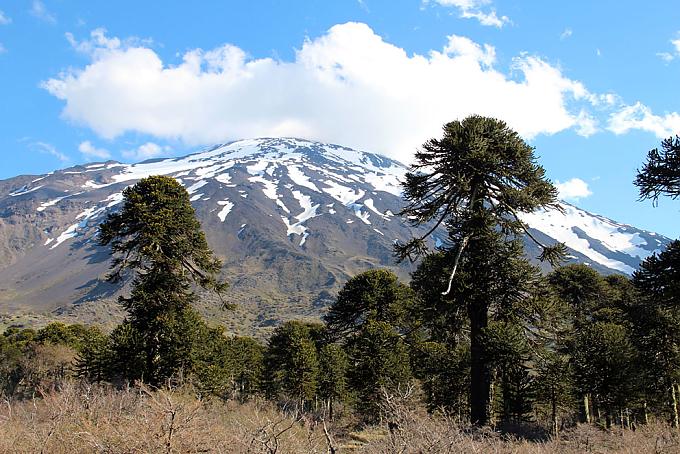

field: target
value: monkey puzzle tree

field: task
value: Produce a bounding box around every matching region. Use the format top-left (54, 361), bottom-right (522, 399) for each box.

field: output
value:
top-left (98, 175), bottom-right (228, 385)
top-left (396, 116), bottom-right (564, 425)
top-left (635, 135), bottom-right (680, 204)
top-left (264, 321), bottom-right (324, 407)
top-left (324, 269), bottom-right (414, 339)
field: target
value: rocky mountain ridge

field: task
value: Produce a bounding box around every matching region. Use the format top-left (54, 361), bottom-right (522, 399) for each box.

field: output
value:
top-left (0, 138), bottom-right (671, 332)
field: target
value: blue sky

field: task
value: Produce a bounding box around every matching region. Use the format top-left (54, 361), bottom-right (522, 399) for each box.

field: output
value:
top-left (1, 1), bottom-right (679, 237)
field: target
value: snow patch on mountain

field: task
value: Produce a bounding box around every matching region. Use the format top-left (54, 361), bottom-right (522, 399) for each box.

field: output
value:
top-left (14, 137), bottom-right (670, 276)
top-left (520, 202), bottom-right (664, 274)
top-left (217, 200), bottom-right (234, 222)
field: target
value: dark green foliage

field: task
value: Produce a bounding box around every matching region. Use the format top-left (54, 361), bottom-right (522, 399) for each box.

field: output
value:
top-left (572, 321), bottom-right (638, 426)
top-left (633, 241), bottom-right (680, 308)
top-left (413, 341), bottom-right (469, 414)
top-left (224, 336), bottom-right (265, 400)
top-left (484, 321), bottom-right (535, 424)
top-left (631, 242), bottom-right (680, 424)
top-left (75, 328), bottom-right (112, 383)
top-left (192, 329), bottom-right (264, 400)
top-left (324, 269), bottom-right (414, 338)
top-left (635, 135), bottom-right (680, 204)
top-left (318, 343), bottom-right (349, 418)
top-left (534, 352), bottom-right (575, 435)
top-left (99, 176), bottom-right (227, 295)
top-left (96, 175), bottom-right (228, 386)
top-left (408, 253), bottom-right (466, 346)
top-left (396, 115), bottom-right (564, 267)
top-left (346, 320), bottom-right (412, 421)
top-left (548, 265), bottom-right (644, 426)
top-left (548, 264), bottom-right (608, 325)
top-left (264, 321), bottom-right (323, 405)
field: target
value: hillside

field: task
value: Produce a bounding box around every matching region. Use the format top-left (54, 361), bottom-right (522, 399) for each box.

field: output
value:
top-left (0, 138), bottom-right (671, 334)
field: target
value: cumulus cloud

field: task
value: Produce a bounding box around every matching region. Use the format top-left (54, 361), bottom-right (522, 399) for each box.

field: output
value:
top-left (78, 140), bottom-right (110, 159)
top-left (560, 28), bottom-right (572, 40)
top-left (556, 178), bottom-right (592, 201)
top-left (444, 34), bottom-right (496, 67)
top-left (0, 10), bottom-right (11, 25)
top-left (122, 142), bottom-right (168, 161)
top-left (42, 23), bottom-right (612, 165)
top-left (429, 0), bottom-right (510, 28)
top-left (30, 1), bottom-right (56, 24)
top-left (608, 102), bottom-right (680, 138)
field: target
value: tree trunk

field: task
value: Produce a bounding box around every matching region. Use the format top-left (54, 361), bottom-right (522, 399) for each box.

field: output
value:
top-left (551, 388), bottom-right (558, 437)
top-left (583, 394), bottom-right (591, 424)
top-left (643, 401), bottom-right (649, 425)
top-left (672, 382), bottom-right (679, 428)
top-left (469, 302), bottom-right (490, 426)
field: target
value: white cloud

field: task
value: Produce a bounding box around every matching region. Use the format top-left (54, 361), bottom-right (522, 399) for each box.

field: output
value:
top-left (429, 0), bottom-right (510, 28)
top-left (560, 28), bottom-right (572, 40)
top-left (78, 140), bottom-right (110, 159)
top-left (30, 1), bottom-right (56, 24)
top-left (444, 34), bottom-right (495, 67)
top-left (556, 178), bottom-right (592, 201)
top-left (66, 28), bottom-right (121, 56)
top-left (608, 102), bottom-right (680, 138)
top-left (30, 141), bottom-right (68, 162)
top-left (0, 43), bottom-right (6, 54)
top-left (657, 52), bottom-right (674, 63)
top-left (657, 33), bottom-right (680, 62)
top-left (122, 142), bottom-right (168, 161)
top-left (43, 24), bottom-right (616, 164)
top-left (0, 10), bottom-right (11, 25)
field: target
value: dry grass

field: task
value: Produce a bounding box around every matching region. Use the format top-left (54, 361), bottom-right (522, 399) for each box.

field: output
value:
top-left (352, 389), bottom-right (680, 454)
top-left (1, 383), bottom-right (679, 453)
top-left (0, 382), bottom-right (327, 453)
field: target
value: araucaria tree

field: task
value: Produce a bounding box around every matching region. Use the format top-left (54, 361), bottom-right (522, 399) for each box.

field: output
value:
top-left (99, 175), bottom-right (228, 385)
top-left (635, 135), bottom-right (680, 203)
top-left (397, 115), bottom-right (564, 425)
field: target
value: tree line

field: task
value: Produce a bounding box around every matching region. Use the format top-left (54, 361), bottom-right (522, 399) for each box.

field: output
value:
top-left (2, 115), bottom-right (679, 435)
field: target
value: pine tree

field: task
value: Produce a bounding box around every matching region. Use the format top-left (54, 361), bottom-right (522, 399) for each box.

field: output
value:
top-left (396, 116), bottom-right (564, 425)
top-left (97, 175), bottom-right (228, 386)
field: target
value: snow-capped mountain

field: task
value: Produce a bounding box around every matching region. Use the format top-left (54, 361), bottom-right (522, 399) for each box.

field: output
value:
top-left (0, 138), bottom-right (672, 330)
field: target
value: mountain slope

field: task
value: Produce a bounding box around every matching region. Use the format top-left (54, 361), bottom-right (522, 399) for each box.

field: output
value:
top-left (0, 138), bottom-right (672, 332)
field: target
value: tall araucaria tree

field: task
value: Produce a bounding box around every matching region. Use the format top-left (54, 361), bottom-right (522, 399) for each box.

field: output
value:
top-left (98, 175), bottom-right (228, 385)
top-left (396, 115), bottom-right (564, 425)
